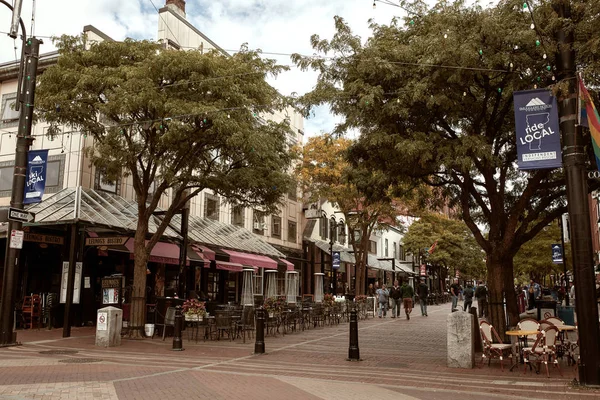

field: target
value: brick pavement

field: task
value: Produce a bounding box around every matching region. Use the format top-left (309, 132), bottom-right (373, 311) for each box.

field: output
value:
top-left (0, 303), bottom-right (597, 399)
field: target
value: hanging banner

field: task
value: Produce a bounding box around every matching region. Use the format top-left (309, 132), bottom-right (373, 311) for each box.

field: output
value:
top-left (332, 251), bottom-right (341, 269)
top-left (551, 243), bottom-right (563, 264)
top-left (513, 89), bottom-right (562, 170)
top-left (23, 149), bottom-right (49, 204)
top-left (420, 264), bottom-right (427, 276)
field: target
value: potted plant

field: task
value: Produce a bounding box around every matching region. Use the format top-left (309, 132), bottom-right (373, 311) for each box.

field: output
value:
top-left (355, 295), bottom-right (367, 305)
top-left (323, 293), bottom-right (335, 309)
top-left (264, 296), bottom-right (279, 318)
top-left (182, 299), bottom-right (206, 321)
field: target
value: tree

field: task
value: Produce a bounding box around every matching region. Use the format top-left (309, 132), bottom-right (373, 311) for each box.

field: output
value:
top-left (36, 36), bottom-right (295, 337)
top-left (292, 1), bottom-right (600, 335)
top-left (298, 135), bottom-right (412, 294)
top-left (402, 214), bottom-right (486, 288)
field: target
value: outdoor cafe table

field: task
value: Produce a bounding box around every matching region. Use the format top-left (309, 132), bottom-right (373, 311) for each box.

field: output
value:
top-left (505, 329), bottom-right (540, 371)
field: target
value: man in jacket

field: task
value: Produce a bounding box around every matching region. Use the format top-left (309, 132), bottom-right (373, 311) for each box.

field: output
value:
top-left (376, 284), bottom-right (389, 318)
top-left (400, 281), bottom-right (414, 320)
top-left (450, 278), bottom-right (461, 311)
top-left (463, 282), bottom-right (474, 311)
top-left (474, 281), bottom-right (488, 318)
top-left (389, 280), bottom-right (402, 318)
top-left (417, 278), bottom-right (429, 316)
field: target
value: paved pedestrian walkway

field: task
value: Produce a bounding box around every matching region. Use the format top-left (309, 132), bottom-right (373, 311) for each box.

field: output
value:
top-left (0, 304), bottom-right (596, 399)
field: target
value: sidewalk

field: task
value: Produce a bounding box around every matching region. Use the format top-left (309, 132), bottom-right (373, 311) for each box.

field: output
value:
top-left (0, 304), bottom-right (597, 399)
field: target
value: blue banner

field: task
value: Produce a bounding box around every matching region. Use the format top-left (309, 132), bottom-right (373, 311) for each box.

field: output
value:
top-left (551, 243), bottom-right (563, 264)
top-left (513, 89), bottom-right (562, 170)
top-left (23, 149), bottom-right (49, 204)
top-left (332, 251), bottom-right (341, 269)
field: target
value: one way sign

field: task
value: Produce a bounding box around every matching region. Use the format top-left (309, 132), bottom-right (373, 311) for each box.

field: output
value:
top-left (8, 207), bottom-right (35, 223)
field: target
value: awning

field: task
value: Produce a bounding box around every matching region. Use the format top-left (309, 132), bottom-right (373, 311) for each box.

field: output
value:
top-left (125, 239), bottom-right (182, 265)
top-left (191, 244), bottom-right (215, 261)
top-left (222, 249), bottom-right (278, 269)
top-left (308, 238), bottom-right (355, 263)
top-left (215, 260), bottom-right (244, 272)
top-left (279, 258), bottom-right (295, 271)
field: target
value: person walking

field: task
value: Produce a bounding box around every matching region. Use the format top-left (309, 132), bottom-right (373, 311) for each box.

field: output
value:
top-left (400, 280), bottom-right (414, 320)
top-left (474, 281), bottom-right (488, 318)
top-left (389, 280), bottom-right (402, 318)
top-left (376, 284), bottom-right (389, 318)
top-left (569, 281), bottom-right (575, 307)
top-left (450, 278), bottom-right (461, 311)
top-left (463, 282), bottom-right (474, 311)
top-left (527, 279), bottom-right (540, 310)
top-left (417, 278), bottom-right (429, 316)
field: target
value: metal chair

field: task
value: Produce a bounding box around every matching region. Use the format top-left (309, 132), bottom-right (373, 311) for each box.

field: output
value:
top-left (235, 306), bottom-right (255, 343)
top-left (214, 310), bottom-right (234, 340)
top-left (479, 320), bottom-right (512, 371)
top-left (157, 307), bottom-right (176, 341)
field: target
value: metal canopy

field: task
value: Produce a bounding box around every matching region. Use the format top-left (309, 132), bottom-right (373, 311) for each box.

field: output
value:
top-left (309, 238), bottom-right (355, 264)
top-left (22, 187), bottom-right (284, 257)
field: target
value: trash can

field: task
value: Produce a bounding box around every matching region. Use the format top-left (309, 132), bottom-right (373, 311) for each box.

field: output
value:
top-left (537, 300), bottom-right (557, 321)
top-left (144, 323), bottom-right (155, 337)
top-left (557, 305), bottom-right (575, 325)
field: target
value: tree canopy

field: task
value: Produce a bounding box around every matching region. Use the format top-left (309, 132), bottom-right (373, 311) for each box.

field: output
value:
top-left (292, 0), bottom-right (600, 332)
top-left (36, 36), bottom-right (295, 335)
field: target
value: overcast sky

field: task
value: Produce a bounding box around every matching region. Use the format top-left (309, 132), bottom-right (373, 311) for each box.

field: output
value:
top-left (0, 0), bottom-right (408, 138)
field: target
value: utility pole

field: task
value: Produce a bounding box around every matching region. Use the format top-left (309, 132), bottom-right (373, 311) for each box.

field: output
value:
top-left (553, 0), bottom-right (600, 386)
top-left (0, 36), bottom-right (42, 346)
top-left (558, 215), bottom-right (569, 306)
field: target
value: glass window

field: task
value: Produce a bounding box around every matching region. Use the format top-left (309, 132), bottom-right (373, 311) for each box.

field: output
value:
top-left (253, 210), bottom-right (265, 234)
top-left (288, 220), bottom-right (297, 243)
top-left (287, 180), bottom-right (297, 200)
top-left (0, 165), bottom-right (12, 192)
top-left (46, 160), bottom-right (60, 187)
top-left (337, 222), bottom-right (346, 245)
top-left (254, 269), bottom-right (263, 295)
top-left (95, 169), bottom-right (119, 194)
top-left (1, 93), bottom-right (19, 128)
top-left (393, 242), bottom-right (397, 259)
top-left (204, 193), bottom-right (219, 221)
top-left (232, 205), bottom-right (244, 227)
top-left (399, 245), bottom-right (405, 260)
top-left (385, 239), bottom-right (389, 257)
top-left (0, 155), bottom-right (64, 197)
top-left (272, 215), bottom-right (282, 237)
top-left (369, 240), bottom-right (377, 255)
top-left (320, 215), bottom-right (328, 239)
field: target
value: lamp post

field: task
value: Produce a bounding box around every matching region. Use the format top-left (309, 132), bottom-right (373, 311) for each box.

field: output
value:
top-left (329, 215), bottom-right (346, 295)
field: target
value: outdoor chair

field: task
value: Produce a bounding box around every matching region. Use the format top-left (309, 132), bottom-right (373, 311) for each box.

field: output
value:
top-left (539, 320), bottom-right (555, 331)
top-left (517, 317), bottom-right (540, 345)
top-left (523, 326), bottom-right (563, 378)
top-left (160, 307), bottom-right (176, 341)
top-left (479, 320), bottom-right (512, 371)
top-left (235, 306), bottom-right (255, 343)
top-left (214, 310), bottom-right (234, 341)
top-left (22, 294), bottom-right (42, 330)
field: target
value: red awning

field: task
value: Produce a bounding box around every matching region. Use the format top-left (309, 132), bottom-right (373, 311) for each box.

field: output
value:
top-left (192, 244), bottom-right (216, 261)
top-left (215, 261), bottom-right (244, 272)
top-left (125, 239), bottom-right (184, 266)
top-left (222, 249), bottom-right (278, 269)
top-left (280, 258), bottom-right (295, 271)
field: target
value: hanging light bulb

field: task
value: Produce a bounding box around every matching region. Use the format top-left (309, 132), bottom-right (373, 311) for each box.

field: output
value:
top-left (514, 45), bottom-right (519, 50)
top-left (373, 1), bottom-right (376, 9)
top-left (510, 62), bottom-right (514, 69)
top-left (463, 92), bottom-right (467, 97)
top-left (552, 75), bottom-right (556, 81)
top-left (546, 65), bottom-right (551, 71)
top-left (409, 20), bottom-right (415, 25)
top-left (444, 33), bottom-right (448, 39)
top-left (530, 23), bottom-right (535, 29)
top-left (543, 53), bottom-right (547, 59)
top-left (498, 88), bottom-right (502, 93)
top-left (535, 40), bottom-right (541, 46)
top-left (523, 2), bottom-right (528, 9)
top-left (478, 49), bottom-right (483, 56)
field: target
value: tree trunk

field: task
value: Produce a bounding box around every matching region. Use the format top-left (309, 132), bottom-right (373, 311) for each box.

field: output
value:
top-left (502, 258), bottom-right (519, 328)
top-left (128, 222), bottom-right (150, 339)
top-left (486, 255), bottom-right (507, 342)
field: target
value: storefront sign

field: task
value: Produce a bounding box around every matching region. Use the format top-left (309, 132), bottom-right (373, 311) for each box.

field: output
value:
top-left (332, 251), bottom-right (341, 269)
top-left (85, 236), bottom-right (128, 246)
top-left (9, 229), bottom-right (24, 249)
top-left (513, 89), bottom-right (562, 170)
top-left (24, 149), bottom-right (49, 204)
top-left (24, 233), bottom-right (64, 245)
top-left (60, 261), bottom-right (82, 304)
top-left (101, 277), bottom-right (122, 289)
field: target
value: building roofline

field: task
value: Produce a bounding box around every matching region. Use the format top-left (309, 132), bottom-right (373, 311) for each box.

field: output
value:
top-left (158, 6), bottom-right (229, 56)
top-left (82, 25), bottom-right (115, 42)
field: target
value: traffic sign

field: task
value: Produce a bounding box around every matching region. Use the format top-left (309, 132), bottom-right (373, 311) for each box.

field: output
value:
top-left (8, 207), bottom-right (35, 223)
top-left (9, 230), bottom-right (24, 249)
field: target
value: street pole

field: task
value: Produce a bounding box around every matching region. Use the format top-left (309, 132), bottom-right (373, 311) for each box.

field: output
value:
top-left (553, 0), bottom-right (600, 386)
top-left (178, 191), bottom-right (190, 298)
top-left (0, 36), bottom-right (42, 346)
top-left (558, 215), bottom-right (569, 306)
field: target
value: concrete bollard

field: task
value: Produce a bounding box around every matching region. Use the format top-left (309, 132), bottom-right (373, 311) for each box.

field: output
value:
top-left (347, 306), bottom-right (361, 361)
top-left (172, 306), bottom-right (184, 351)
top-left (254, 306), bottom-right (265, 354)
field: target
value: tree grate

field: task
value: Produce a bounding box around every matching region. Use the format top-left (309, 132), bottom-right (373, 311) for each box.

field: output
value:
top-left (58, 358), bottom-right (103, 364)
top-left (39, 350), bottom-right (79, 355)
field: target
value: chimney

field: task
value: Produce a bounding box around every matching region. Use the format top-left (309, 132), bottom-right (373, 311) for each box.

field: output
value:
top-left (166, 0), bottom-right (186, 17)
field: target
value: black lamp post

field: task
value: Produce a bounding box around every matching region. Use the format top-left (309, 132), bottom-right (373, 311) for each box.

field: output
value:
top-left (329, 215), bottom-right (346, 295)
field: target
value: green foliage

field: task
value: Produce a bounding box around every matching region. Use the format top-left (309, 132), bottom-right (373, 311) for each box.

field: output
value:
top-left (402, 214), bottom-right (486, 279)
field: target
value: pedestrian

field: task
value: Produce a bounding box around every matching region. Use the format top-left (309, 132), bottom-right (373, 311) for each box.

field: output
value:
top-left (569, 281), bottom-right (575, 307)
top-left (400, 280), bottom-right (414, 320)
top-left (417, 278), bottom-right (429, 316)
top-left (450, 278), bottom-right (461, 311)
top-left (389, 280), bottom-right (402, 318)
top-left (376, 284), bottom-right (389, 318)
top-left (527, 279), bottom-right (540, 310)
top-left (367, 283), bottom-right (375, 297)
top-left (463, 282), bottom-right (474, 311)
top-left (474, 281), bottom-right (488, 317)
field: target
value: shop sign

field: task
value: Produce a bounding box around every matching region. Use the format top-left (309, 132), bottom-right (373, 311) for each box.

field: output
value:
top-left (24, 233), bottom-right (64, 245)
top-left (101, 277), bottom-right (122, 289)
top-left (85, 237), bottom-right (128, 246)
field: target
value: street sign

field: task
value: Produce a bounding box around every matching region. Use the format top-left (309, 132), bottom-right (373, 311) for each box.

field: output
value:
top-left (8, 207), bottom-right (35, 223)
top-left (9, 230), bottom-right (24, 249)
top-left (332, 251), bottom-right (341, 269)
top-left (551, 243), bottom-right (563, 264)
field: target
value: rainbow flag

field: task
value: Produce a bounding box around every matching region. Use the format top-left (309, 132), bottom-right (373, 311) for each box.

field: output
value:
top-left (579, 79), bottom-right (600, 171)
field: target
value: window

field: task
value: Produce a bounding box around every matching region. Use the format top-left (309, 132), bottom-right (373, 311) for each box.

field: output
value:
top-left (204, 193), bottom-right (220, 221)
top-left (319, 215), bottom-right (328, 239)
top-left (272, 215), bottom-right (282, 238)
top-left (95, 168), bottom-right (120, 195)
top-left (254, 269), bottom-right (263, 295)
top-left (1, 93), bottom-right (19, 128)
top-left (288, 220), bottom-right (297, 243)
top-left (253, 209), bottom-right (266, 234)
top-left (385, 239), bottom-right (389, 257)
top-left (337, 222), bottom-right (346, 245)
top-left (393, 242), bottom-right (397, 259)
top-left (399, 245), bottom-right (406, 260)
top-left (232, 205), bottom-right (244, 227)
top-left (287, 180), bottom-right (297, 200)
top-left (369, 240), bottom-right (377, 255)
top-left (0, 154), bottom-right (65, 197)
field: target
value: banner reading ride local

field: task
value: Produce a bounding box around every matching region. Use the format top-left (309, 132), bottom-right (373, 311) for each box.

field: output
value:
top-left (513, 89), bottom-right (562, 170)
top-left (23, 149), bottom-right (49, 204)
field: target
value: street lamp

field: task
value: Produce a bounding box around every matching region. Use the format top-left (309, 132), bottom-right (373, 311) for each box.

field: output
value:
top-left (329, 215), bottom-right (346, 295)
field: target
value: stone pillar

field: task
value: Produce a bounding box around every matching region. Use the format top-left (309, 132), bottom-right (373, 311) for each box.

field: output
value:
top-left (95, 306), bottom-right (122, 347)
top-left (447, 311), bottom-right (475, 368)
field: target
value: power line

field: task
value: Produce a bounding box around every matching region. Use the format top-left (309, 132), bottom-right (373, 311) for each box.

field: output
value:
top-left (147, 0), bottom-right (180, 48)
